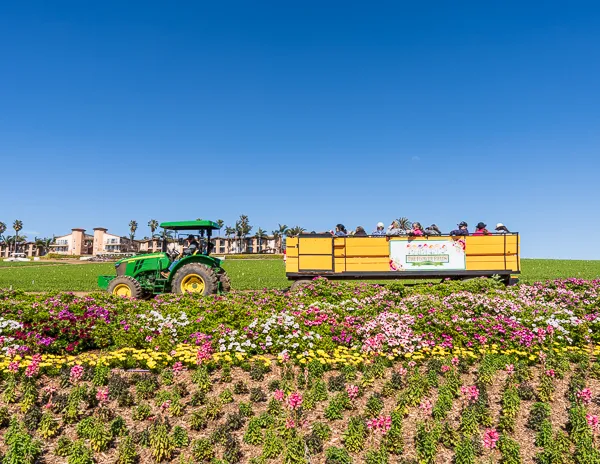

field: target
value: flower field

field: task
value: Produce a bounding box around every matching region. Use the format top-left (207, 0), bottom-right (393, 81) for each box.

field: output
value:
top-left (1, 278), bottom-right (600, 463)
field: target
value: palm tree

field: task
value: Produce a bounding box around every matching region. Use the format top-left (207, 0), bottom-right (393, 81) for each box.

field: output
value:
top-left (287, 226), bottom-right (306, 237)
top-left (0, 222), bottom-right (6, 255)
top-left (396, 217), bottom-right (411, 231)
top-left (277, 224), bottom-right (288, 253)
top-left (235, 215), bottom-right (252, 253)
top-left (255, 227), bottom-right (268, 253)
top-left (148, 219), bottom-right (159, 237)
top-left (216, 219), bottom-right (224, 235)
top-left (224, 226), bottom-right (235, 238)
top-left (34, 237), bottom-right (54, 256)
top-left (129, 220), bottom-right (138, 241)
top-left (12, 220), bottom-right (23, 254)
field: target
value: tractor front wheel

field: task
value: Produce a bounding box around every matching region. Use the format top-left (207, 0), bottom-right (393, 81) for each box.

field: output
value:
top-left (217, 269), bottom-right (231, 293)
top-left (172, 263), bottom-right (218, 295)
top-left (108, 276), bottom-right (144, 299)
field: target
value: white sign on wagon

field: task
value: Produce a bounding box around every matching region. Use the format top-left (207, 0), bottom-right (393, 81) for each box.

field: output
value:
top-left (389, 239), bottom-right (466, 271)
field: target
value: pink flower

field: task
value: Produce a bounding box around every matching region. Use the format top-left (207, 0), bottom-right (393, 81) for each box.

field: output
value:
top-left (286, 392), bottom-right (303, 410)
top-left (397, 367), bottom-right (407, 376)
top-left (441, 365), bottom-right (451, 373)
top-left (545, 369), bottom-right (555, 378)
top-left (505, 364), bottom-right (514, 375)
top-left (461, 385), bottom-right (480, 404)
top-left (279, 351), bottom-right (291, 362)
top-left (285, 418), bottom-right (296, 429)
top-left (160, 400), bottom-right (171, 410)
top-left (70, 365), bottom-right (84, 383)
top-left (346, 384), bottom-right (359, 400)
top-left (482, 428), bottom-right (500, 449)
top-left (408, 361), bottom-right (417, 368)
top-left (419, 398), bottom-right (433, 416)
top-left (577, 388), bottom-right (593, 405)
top-left (96, 387), bottom-right (109, 403)
top-left (172, 361), bottom-right (184, 373)
top-left (451, 357), bottom-right (460, 366)
top-left (587, 414), bottom-right (600, 431)
top-left (273, 389), bottom-right (285, 402)
top-left (7, 361), bottom-right (19, 373)
top-left (367, 415), bottom-right (392, 435)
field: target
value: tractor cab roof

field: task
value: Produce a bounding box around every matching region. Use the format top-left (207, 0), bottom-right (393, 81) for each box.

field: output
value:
top-left (160, 220), bottom-right (220, 231)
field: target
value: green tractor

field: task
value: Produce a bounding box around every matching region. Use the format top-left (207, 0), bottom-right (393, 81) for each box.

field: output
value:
top-left (98, 220), bottom-right (230, 298)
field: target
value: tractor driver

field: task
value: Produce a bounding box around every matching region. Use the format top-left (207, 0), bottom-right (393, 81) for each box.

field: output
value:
top-left (160, 235), bottom-right (200, 278)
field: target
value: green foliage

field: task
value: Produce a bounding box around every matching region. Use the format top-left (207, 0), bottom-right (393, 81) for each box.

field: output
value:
top-left (93, 362), bottom-right (110, 386)
top-left (67, 440), bottom-right (95, 464)
top-left (325, 446), bottom-right (352, 464)
top-left (250, 387), bottom-right (267, 403)
top-left (219, 388), bottom-right (234, 404)
top-left (267, 397), bottom-right (284, 415)
top-left (223, 434), bottom-right (243, 464)
top-left (116, 436), bottom-right (139, 464)
top-left (132, 403), bottom-right (152, 421)
top-left (324, 393), bottom-right (350, 421)
top-left (238, 401), bottom-right (254, 417)
top-left (243, 417), bottom-right (264, 445)
top-left (225, 412), bottom-right (246, 432)
top-left (538, 374), bottom-right (556, 402)
top-left (23, 405), bottom-right (42, 431)
top-left (460, 406), bottom-right (479, 438)
top-left (535, 419), bottom-right (553, 448)
top-left (192, 438), bottom-right (215, 462)
top-left (365, 393), bottom-right (384, 418)
top-left (365, 446), bottom-right (389, 464)
top-left (283, 433), bottom-right (307, 464)
top-left (136, 376), bottom-right (159, 400)
top-left (191, 366), bottom-right (212, 393)
top-left (328, 373), bottom-right (346, 392)
top-left (517, 381), bottom-right (536, 400)
top-left (454, 436), bottom-right (476, 464)
top-left (172, 425), bottom-right (189, 448)
top-left (38, 412), bottom-right (60, 438)
top-left (304, 432), bottom-right (324, 455)
top-left (3, 420), bottom-right (42, 464)
top-left (111, 416), bottom-right (128, 437)
top-left (499, 384), bottom-right (521, 433)
top-left (189, 409), bottom-right (208, 431)
top-left (527, 402), bottom-right (552, 431)
top-left (343, 416), bottom-right (367, 453)
top-left (149, 423), bottom-right (174, 462)
top-left (383, 415), bottom-right (404, 455)
top-left (55, 436), bottom-right (73, 456)
top-left (415, 422), bottom-right (441, 464)
top-left (312, 421), bottom-right (332, 441)
top-left (220, 363), bottom-right (232, 383)
top-left (262, 429), bottom-right (283, 459)
top-left (234, 380), bottom-right (250, 394)
top-left (498, 434), bottom-right (522, 464)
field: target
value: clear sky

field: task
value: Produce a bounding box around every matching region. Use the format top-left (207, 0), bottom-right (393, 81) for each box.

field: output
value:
top-left (1, 1), bottom-right (599, 259)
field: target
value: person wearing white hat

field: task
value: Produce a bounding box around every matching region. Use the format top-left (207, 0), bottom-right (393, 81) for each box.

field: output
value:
top-left (372, 222), bottom-right (386, 236)
top-left (495, 223), bottom-right (510, 234)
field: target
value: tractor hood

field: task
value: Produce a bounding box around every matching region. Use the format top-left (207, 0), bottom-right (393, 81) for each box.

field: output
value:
top-left (115, 252), bottom-right (167, 265)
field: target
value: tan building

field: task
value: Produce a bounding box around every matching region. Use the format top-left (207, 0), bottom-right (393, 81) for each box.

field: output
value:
top-left (51, 228), bottom-right (94, 255)
top-left (92, 228), bottom-right (139, 255)
top-left (212, 236), bottom-right (278, 254)
top-left (138, 238), bottom-right (162, 253)
top-left (0, 242), bottom-right (41, 258)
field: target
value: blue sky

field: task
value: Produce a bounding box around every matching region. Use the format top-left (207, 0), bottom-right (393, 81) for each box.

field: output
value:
top-left (1, 1), bottom-right (599, 258)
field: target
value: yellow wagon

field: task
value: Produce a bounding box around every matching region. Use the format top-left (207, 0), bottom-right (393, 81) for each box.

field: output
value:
top-left (285, 234), bottom-right (520, 286)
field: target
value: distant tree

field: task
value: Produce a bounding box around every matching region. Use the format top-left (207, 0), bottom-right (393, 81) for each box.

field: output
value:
top-left (148, 219), bottom-right (159, 237)
top-left (196, 217), bottom-right (202, 221)
top-left (396, 217), bottom-right (411, 231)
top-left (129, 220), bottom-right (138, 241)
top-left (287, 226), bottom-right (306, 237)
top-left (12, 220), bottom-right (23, 253)
top-left (272, 224), bottom-right (288, 253)
top-left (224, 226), bottom-right (235, 238)
top-left (235, 215), bottom-right (252, 253)
top-left (34, 237), bottom-right (54, 256)
top-left (255, 228), bottom-right (268, 253)
top-left (0, 222), bottom-right (6, 253)
top-left (216, 219), bottom-right (225, 234)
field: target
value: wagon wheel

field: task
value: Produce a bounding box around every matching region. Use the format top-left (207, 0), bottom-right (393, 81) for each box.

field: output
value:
top-left (217, 269), bottom-right (231, 293)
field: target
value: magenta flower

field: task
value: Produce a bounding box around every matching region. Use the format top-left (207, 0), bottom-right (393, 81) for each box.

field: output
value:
top-left (419, 398), bottom-right (433, 416)
top-left (70, 365), bottom-right (84, 383)
top-left (587, 414), bottom-right (600, 431)
top-left (367, 415), bottom-right (392, 435)
top-left (505, 364), bottom-right (514, 375)
top-left (96, 387), bottom-right (109, 403)
top-left (482, 428), bottom-right (499, 449)
top-left (461, 385), bottom-right (480, 404)
top-left (577, 388), bottom-right (593, 405)
top-left (172, 361), bottom-right (184, 373)
top-left (346, 384), bottom-right (359, 400)
top-left (287, 392), bottom-right (303, 410)
top-left (273, 389), bottom-right (285, 401)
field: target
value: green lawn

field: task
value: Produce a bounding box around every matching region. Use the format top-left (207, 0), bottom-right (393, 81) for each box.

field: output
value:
top-left (0, 258), bottom-right (597, 292)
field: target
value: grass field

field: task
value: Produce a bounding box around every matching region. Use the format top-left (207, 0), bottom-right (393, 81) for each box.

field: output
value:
top-left (0, 258), bottom-right (598, 292)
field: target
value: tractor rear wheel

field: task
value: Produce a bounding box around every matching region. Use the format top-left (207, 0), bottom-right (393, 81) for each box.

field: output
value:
top-left (290, 279), bottom-right (312, 292)
top-left (217, 270), bottom-right (231, 293)
top-left (172, 263), bottom-right (218, 295)
top-left (108, 276), bottom-right (144, 299)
